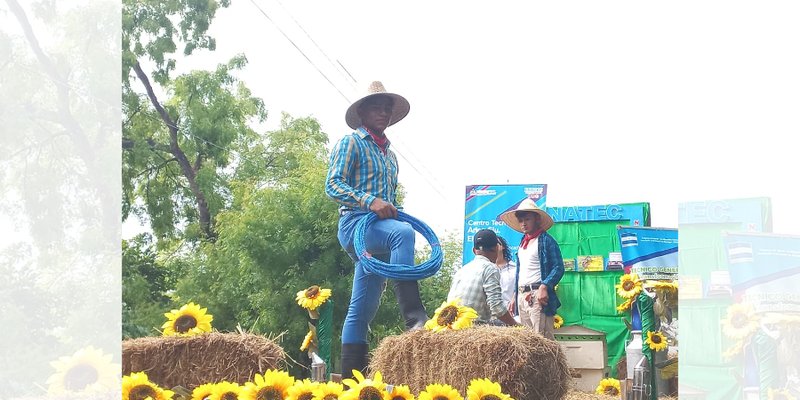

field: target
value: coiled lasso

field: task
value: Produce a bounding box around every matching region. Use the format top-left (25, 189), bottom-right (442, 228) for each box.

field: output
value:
top-left (353, 211), bottom-right (443, 280)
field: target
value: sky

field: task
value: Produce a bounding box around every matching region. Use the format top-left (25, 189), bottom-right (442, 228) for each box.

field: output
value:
top-left (124, 0), bottom-right (800, 241)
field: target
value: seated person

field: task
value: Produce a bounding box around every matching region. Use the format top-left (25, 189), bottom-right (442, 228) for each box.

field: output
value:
top-left (447, 229), bottom-right (520, 326)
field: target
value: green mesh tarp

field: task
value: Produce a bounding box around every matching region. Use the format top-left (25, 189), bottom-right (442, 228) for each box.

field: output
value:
top-left (549, 203), bottom-right (649, 377)
top-left (558, 271), bottom-right (627, 376)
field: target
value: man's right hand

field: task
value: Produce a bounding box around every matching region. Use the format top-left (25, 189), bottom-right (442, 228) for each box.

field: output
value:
top-left (369, 198), bottom-right (398, 219)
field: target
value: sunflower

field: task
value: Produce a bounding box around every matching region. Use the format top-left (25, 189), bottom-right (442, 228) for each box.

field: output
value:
top-left (312, 382), bottom-right (344, 400)
top-left (424, 299), bottom-right (478, 332)
top-left (466, 378), bottom-right (512, 400)
top-left (287, 379), bottom-right (319, 400)
top-left (192, 383), bottom-right (217, 400)
top-left (46, 346), bottom-right (120, 394)
top-left (595, 378), bottom-right (621, 397)
top-left (340, 370), bottom-right (387, 400)
top-left (210, 382), bottom-right (242, 400)
top-left (300, 330), bottom-right (315, 352)
top-left (767, 387), bottom-right (796, 400)
top-left (553, 315), bottom-right (564, 329)
top-left (387, 384), bottom-right (415, 400)
top-left (417, 383), bottom-right (464, 400)
top-left (645, 330), bottom-right (668, 352)
top-left (241, 369), bottom-right (295, 400)
top-left (616, 297), bottom-right (634, 313)
top-left (721, 303), bottom-right (759, 340)
top-left (615, 274), bottom-right (642, 299)
top-left (161, 302), bottom-right (214, 336)
top-left (296, 286), bottom-right (332, 311)
top-left (122, 372), bottom-right (175, 400)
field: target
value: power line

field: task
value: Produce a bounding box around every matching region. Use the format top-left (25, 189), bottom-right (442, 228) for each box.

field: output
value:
top-left (247, 0), bottom-right (351, 103)
top-left (271, 0), bottom-right (357, 90)
top-left (246, 0), bottom-right (450, 206)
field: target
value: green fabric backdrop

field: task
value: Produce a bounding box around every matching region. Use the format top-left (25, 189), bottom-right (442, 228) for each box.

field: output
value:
top-left (558, 271), bottom-right (628, 376)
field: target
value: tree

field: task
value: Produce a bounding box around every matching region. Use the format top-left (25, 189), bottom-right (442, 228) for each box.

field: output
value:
top-left (122, 0), bottom-right (247, 242)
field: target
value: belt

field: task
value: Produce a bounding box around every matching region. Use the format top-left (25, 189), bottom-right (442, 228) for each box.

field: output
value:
top-left (519, 282), bottom-right (542, 293)
top-left (339, 208), bottom-right (355, 216)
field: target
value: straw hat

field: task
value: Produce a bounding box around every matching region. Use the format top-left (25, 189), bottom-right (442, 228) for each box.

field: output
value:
top-left (499, 198), bottom-right (555, 233)
top-left (345, 81), bottom-right (410, 129)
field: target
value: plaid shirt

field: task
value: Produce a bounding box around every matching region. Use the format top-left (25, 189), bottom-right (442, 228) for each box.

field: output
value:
top-left (325, 127), bottom-right (399, 210)
top-left (447, 255), bottom-right (507, 323)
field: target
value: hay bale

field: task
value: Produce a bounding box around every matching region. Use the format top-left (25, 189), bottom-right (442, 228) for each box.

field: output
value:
top-left (370, 326), bottom-right (570, 400)
top-left (123, 332), bottom-right (285, 390)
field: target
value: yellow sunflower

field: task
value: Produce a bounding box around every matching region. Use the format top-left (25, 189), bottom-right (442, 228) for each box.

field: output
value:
top-left (46, 346), bottom-right (120, 394)
top-left (553, 315), bottom-right (564, 329)
top-left (424, 299), bottom-right (478, 332)
top-left (210, 382), bottom-right (242, 400)
top-left (161, 302), bottom-right (214, 336)
top-left (340, 370), bottom-right (387, 400)
top-left (767, 387), bottom-right (796, 400)
top-left (466, 378), bottom-right (512, 400)
top-left (615, 274), bottom-right (642, 299)
top-left (242, 369), bottom-right (295, 400)
top-left (192, 383), bottom-right (217, 400)
top-left (721, 303), bottom-right (759, 339)
top-left (300, 330), bottom-right (315, 352)
top-left (122, 372), bottom-right (175, 400)
top-left (595, 378), bottom-right (621, 397)
top-left (312, 381), bottom-right (344, 400)
top-left (616, 297), bottom-right (634, 313)
top-left (387, 384), bottom-right (415, 400)
top-left (645, 330), bottom-right (668, 352)
top-left (417, 383), bottom-right (464, 400)
top-left (296, 286), bottom-right (332, 311)
top-left (287, 379), bottom-right (319, 400)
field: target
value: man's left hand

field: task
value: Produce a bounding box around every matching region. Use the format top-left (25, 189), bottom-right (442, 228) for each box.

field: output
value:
top-left (537, 285), bottom-right (549, 306)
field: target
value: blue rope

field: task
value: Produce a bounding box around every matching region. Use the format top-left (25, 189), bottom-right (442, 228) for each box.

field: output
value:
top-left (353, 211), bottom-right (443, 280)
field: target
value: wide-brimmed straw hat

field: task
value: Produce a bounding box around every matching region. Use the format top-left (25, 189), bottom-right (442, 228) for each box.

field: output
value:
top-left (345, 81), bottom-right (410, 130)
top-left (499, 198), bottom-right (555, 233)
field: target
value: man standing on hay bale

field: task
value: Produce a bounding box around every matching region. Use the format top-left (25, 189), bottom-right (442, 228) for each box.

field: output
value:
top-left (325, 81), bottom-right (429, 379)
top-left (500, 198), bottom-right (565, 339)
top-left (448, 229), bottom-right (520, 326)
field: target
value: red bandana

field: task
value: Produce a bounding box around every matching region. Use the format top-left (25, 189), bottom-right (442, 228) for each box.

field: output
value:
top-left (364, 127), bottom-right (388, 154)
top-left (520, 229), bottom-right (544, 249)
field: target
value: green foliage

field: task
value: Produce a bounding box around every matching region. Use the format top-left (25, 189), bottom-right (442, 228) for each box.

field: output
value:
top-left (122, 0), bottom-right (231, 86)
top-left (122, 233), bottom-right (181, 338)
top-left (417, 231), bottom-right (463, 317)
top-left (123, 55), bottom-right (266, 241)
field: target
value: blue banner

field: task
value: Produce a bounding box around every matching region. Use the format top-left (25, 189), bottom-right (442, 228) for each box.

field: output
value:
top-left (724, 232), bottom-right (800, 313)
top-left (463, 184), bottom-right (547, 264)
top-left (546, 204), bottom-right (648, 225)
top-left (617, 226), bottom-right (678, 280)
top-left (678, 197), bottom-right (771, 231)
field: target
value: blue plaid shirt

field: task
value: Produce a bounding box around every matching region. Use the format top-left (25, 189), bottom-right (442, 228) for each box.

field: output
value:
top-left (325, 127), bottom-right (399, 210)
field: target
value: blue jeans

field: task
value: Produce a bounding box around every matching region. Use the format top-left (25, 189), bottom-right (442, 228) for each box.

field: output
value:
top-left (337, 211), bottom-right (416, 344)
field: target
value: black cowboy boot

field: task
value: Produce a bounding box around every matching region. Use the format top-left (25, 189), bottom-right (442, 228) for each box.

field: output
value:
top-left (340, 343), bottom-right (369, 380)
top-left (391, 280), bottom-right (429, 330)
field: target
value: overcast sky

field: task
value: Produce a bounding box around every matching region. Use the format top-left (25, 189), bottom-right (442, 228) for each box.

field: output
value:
top-left (126, 0), bottom-right (800, 239)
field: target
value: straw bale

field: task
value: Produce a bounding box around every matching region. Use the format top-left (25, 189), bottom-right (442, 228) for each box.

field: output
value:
top-left (122, 332), bottom-right (285, 390)
top-left (370, 325), bottom-right (570, 400)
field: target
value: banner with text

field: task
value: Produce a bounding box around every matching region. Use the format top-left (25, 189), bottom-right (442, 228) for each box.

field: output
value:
top-left (617, 226), bottom-right (679, 280)
top-left (725, 232), bottom-right (800, 313)
top-left (463, 184), bottom-right (546, 264)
